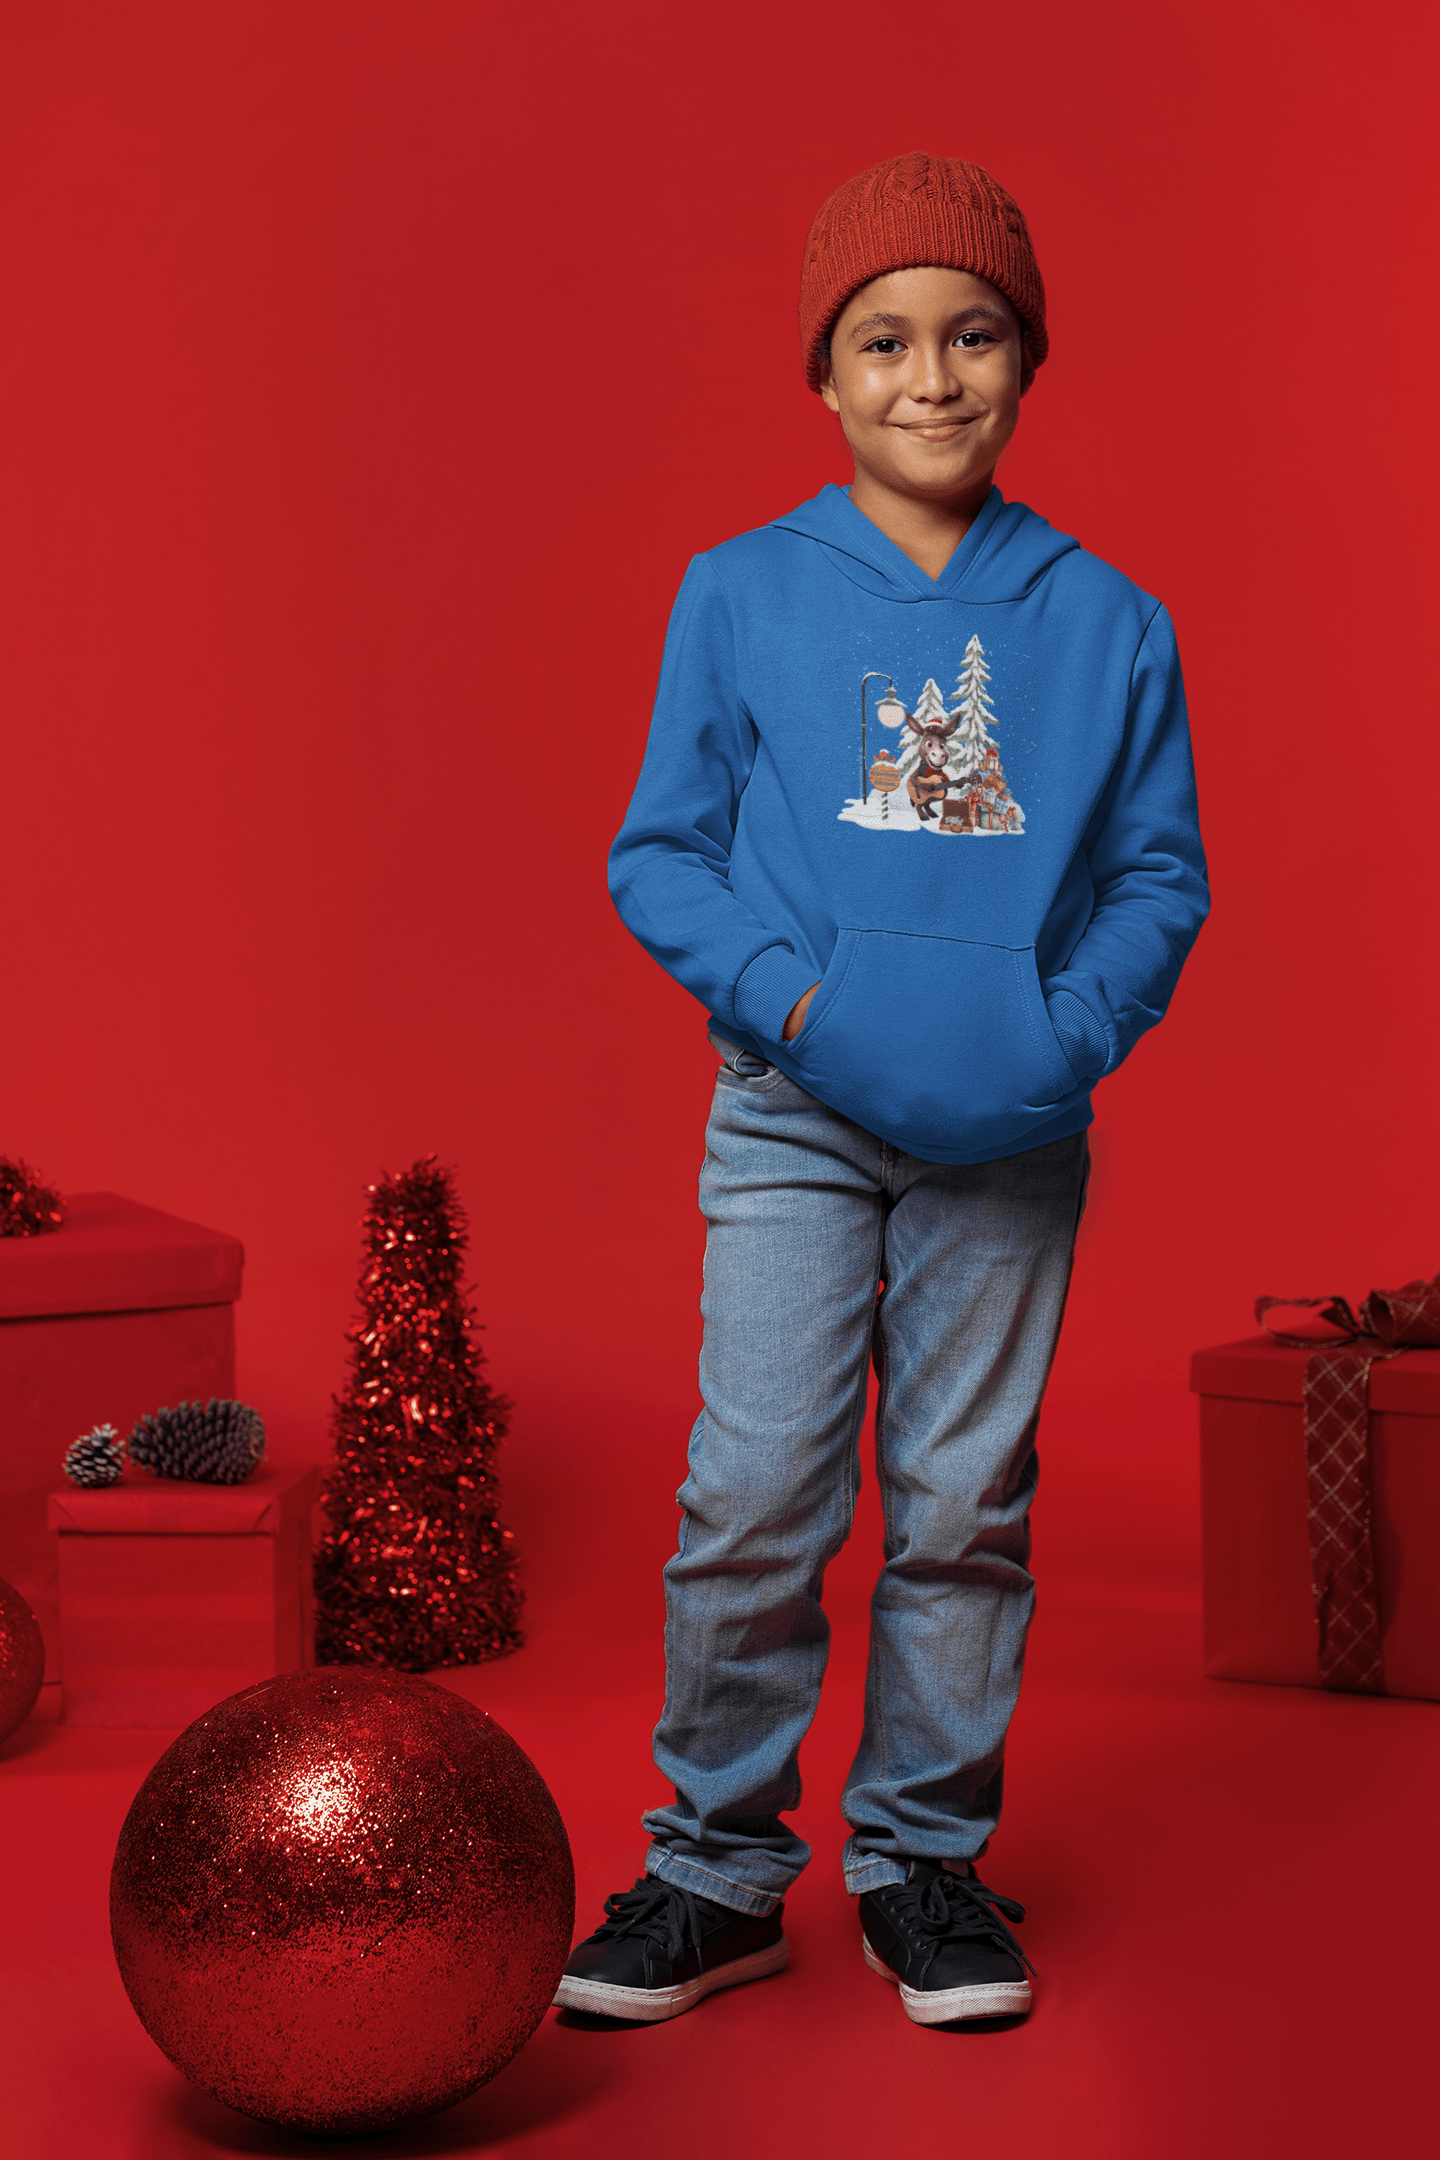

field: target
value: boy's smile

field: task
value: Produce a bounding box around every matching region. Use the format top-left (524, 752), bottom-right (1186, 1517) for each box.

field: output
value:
top-left (818, 265), bottom-right (1027, 579)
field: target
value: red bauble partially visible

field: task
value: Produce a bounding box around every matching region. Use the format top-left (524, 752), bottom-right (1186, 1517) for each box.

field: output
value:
top-left (110, 1667), bottom-right (574, 2136)
top-left (0, 1576), bottom-right (45, 1745)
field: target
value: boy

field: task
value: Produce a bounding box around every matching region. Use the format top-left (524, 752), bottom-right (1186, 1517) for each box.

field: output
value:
top-left (555, 153), bottom-right (1207, 2026)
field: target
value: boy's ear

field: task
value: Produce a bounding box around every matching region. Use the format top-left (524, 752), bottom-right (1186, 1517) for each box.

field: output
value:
top-left (818, 357), bottom-right (841, 415)
top-left (1019, 329), bottom-right (1036, 397)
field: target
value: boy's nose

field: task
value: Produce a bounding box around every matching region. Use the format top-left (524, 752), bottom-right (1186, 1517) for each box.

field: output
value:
top-left (908, 343), bottom-right (963, 403)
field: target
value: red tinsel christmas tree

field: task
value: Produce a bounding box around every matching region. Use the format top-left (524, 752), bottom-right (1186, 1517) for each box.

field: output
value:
top-left (0, 1155), bottom-right (64, 1238)
top-left (314, 1156), bottom-right (523, 1671)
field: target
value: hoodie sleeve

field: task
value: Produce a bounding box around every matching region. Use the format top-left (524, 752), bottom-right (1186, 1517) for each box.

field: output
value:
top-left (607, 555), bottom-right (820, 1038)
top-left (1042, 605), bottom-right (1209, 1084)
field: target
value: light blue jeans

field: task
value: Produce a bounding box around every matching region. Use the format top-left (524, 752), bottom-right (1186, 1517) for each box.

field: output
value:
top-left (642, 1038), bottom-right (1090, 1917)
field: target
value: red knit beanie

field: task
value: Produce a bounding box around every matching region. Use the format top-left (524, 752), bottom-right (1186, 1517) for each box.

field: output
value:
top-left (799, 152), bottom-right (1047, 392)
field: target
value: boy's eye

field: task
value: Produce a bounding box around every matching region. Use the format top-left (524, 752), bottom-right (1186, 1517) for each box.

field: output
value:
top-left (860, 331), bottom-right (997, 356)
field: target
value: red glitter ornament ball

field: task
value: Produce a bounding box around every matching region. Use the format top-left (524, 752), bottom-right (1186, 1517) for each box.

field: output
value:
top-left (110, 1667), bottom-right (574, 2136)
top-left (0, 1576), bottom-right (45, 1745)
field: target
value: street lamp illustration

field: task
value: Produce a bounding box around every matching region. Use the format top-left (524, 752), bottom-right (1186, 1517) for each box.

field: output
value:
top-left (860, 672), bottom-right (907, 820)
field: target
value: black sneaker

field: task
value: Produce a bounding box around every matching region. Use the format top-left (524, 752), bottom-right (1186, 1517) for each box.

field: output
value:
top-left (859, 1859), bottom-right (1035, 2024)
top-left (554, 1875), bottom-right (787, 2022)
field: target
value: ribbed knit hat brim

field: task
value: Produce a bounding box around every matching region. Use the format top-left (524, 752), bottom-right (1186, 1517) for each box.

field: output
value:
top-left (799, 153), bottom-right (1047, 391)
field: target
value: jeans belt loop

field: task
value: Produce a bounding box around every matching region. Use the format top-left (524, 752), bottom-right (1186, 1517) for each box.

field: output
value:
top-left (709, 1032), bottom-right (746, 1073)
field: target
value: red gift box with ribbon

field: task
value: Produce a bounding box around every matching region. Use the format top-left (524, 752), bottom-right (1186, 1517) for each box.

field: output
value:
top-left (1192, 1272), bottom-right (1440, 1701)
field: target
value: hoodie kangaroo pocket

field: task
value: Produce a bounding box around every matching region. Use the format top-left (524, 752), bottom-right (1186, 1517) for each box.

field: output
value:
top-left (784, 928), bottom-right (1079, 1154)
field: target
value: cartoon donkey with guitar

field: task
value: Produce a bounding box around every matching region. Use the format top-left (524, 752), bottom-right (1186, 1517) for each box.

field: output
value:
top-left (904, 707), bottom-right (960, 821)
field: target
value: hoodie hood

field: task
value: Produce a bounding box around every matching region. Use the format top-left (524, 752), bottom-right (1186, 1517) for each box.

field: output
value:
top-left (771, 483), bottom-right (1080, 604)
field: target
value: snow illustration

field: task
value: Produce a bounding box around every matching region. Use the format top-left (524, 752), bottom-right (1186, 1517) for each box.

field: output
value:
top-left (838, 637), bottom-right (1025, 836)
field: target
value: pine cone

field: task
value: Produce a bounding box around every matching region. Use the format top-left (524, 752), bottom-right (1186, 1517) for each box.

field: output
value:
top-left (0, 1155), bottom-right (64, 1238)
top-left (128, 1399), bottom-right (266, 1484)
top-left (63, 1422), bottom-right (125, 1487)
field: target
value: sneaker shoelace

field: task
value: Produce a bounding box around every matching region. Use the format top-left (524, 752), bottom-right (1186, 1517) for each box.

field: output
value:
top-left (894, 1870), bottom-right (1037, 1978)
top-left (592, 1878), bottom-right (715, 1972)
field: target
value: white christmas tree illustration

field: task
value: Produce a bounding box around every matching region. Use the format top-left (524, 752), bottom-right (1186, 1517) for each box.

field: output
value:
top-left (951, 636), bottom-right (999, 777)
top-left (912, 676), bottom-right (948, 725)
top-left (945, 636), bottom-right (1025, 832)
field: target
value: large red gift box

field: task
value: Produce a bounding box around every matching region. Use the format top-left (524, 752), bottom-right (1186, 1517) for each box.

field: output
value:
top-left (1192, 1335), bottom-right (1440, 1701)
top-left (46, 1462), bottom-right (320, 1726)
top-left (0, 1193), bottom-right (242, 1677)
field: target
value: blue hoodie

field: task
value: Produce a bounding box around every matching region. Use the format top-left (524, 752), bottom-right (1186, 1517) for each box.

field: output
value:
top-left (609, 483), bottom-right (1208, 1165)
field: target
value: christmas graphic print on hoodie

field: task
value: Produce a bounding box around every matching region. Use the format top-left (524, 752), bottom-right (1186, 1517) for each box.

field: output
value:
top-left (609, 483), bottom-right (1209, 1165)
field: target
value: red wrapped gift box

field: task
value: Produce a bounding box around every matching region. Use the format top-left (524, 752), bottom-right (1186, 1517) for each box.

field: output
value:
top-left (1192, 1335), bottom-right (1440, 1701)
top-left (46, 1462), bottom-right (320, 1727)
top-left (0, 1193), bottom-right (243, 1677)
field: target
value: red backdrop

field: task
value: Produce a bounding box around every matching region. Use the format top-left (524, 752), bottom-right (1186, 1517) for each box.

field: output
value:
top-left (3, 0), bottom-right (1435, 1607)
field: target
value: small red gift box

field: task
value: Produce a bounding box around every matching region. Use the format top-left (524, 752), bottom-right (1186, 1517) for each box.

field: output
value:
top-left (1192, 1335), bottom-right (1440, 1701)
top-left (46, 1462), bottom-right (320, 1727)
top-left (0, 1193), bottom-right (242, 1678)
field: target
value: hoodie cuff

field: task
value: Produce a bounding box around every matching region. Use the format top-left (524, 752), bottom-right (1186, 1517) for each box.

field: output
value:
top-left (1045, 987), bottom-right (1110, 1086)
top-left (733, 945), bottom-right (822, 1045)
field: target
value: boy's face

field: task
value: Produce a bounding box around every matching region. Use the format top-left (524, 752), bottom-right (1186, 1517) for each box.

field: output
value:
top-left (819, 267), bottom-right (1025, 507)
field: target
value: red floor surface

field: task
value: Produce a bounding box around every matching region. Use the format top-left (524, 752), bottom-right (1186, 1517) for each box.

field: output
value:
top-left (3, 1452), bottom-right (1438, 2160)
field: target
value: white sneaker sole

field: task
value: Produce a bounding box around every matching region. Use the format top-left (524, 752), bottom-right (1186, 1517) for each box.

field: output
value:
top-left (553, 1937), bottom-right (788, 2022)
top-left (862, 1934), bottom-right (1032, 2024)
